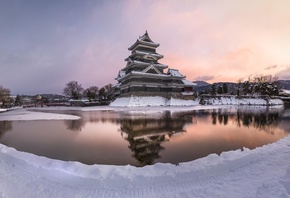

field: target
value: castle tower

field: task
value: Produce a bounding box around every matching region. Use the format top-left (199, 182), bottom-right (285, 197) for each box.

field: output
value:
top-left (114, 31), bottom-right (195, 95)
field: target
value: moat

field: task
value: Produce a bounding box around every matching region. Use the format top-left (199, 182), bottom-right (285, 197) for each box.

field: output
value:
top-left (0, 106), bottom-right (289, 167)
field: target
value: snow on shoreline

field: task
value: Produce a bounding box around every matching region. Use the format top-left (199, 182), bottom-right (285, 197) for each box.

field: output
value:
top-left (110, 96), bottom-right (284, 107)
top-left (0, 108), bottom-right (80, 121)
top-left (0, 105), bottom-right (289, 197)
top-left (0, 108), bottom-right (7, 112)
top-left (110, 96), bottom-right (200, 107)
top-left (204, 97), bottom-right (284, 106)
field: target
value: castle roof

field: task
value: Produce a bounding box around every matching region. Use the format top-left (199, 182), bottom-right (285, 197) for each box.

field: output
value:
top-left (167, 69), bottom-right (185, 78)
top-left (182, 79), bottom-right (196, 86)
top-left (128, 31), bottom-right (159, 51)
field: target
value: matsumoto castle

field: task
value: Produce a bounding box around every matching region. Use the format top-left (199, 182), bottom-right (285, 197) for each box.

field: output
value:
top-left (111, 32), bottom-right (196, 106)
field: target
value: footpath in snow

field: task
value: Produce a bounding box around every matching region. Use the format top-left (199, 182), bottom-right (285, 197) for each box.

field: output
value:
top-left (0, 106), bottom-right (289, 197)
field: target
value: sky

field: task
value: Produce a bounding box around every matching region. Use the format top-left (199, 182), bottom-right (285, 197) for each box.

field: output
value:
top-left (1, 0), bottom-right (290, 95)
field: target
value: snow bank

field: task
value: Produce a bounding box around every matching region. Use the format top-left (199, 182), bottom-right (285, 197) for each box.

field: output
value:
top-left (0, 135), bottom-right (289, 197)
top-left (0, 108), bottom-right (80, 121)
top-left (110, 96), bottom-right (199, 107)
top-left (0, 108), bottom-right (7, 112)
top-left (166, 97), bottom-right (199, 106)
top-left (204, 96), bottom-right (284, 106)
top-left (281, 89), bottom-right (290, 95)
top-left (110, 96), bottom-right (166, 107)
top-left (111, 95), bottom-right (284, 107)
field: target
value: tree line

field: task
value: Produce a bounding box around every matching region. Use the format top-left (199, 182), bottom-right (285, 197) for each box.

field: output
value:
top-left (206, 75), bottom-right (280, 97)
top-left (0, 74), bottom-right (285, 108)
top-left (63, 81), bottom-right (115, 101)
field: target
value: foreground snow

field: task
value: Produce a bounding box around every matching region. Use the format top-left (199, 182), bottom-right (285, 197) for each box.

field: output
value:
top-left (0, 107), bottom-right (289, 197)
top-left (0, 136), bottom-right (289, 197)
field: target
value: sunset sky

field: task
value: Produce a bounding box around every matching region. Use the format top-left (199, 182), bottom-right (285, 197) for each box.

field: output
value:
top-left (1, 0), bottom-right (290, 94)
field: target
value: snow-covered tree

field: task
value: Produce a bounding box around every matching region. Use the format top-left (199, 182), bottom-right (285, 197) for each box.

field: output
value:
top-left (247, 75), bottom-right (279, 96)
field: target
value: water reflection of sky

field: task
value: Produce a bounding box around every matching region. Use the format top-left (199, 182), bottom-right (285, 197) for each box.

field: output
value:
top-left (0, 107), bottom-right (289, 167)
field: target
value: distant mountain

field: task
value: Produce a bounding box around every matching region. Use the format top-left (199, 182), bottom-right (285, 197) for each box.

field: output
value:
top-left (278, 80), bottom-right (290, 90)
top-left (193, 81), bottom-right (210, 87)
top-left (193, 81), bottom-right (237, 94)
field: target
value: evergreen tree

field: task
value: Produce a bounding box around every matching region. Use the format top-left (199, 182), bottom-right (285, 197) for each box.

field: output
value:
top-left (222, 83), bottom-right (228, 94)
top-left (210, 84), bottom-right (216, 96)
top-left (14, 95), bottom-right (22, 106)
top-left (217, 85), bottom-right (223, 94)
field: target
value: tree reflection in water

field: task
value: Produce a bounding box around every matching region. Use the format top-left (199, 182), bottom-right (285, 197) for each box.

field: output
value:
top-left (0, 121), bottom-right (12, 138)
top-left (210, 107), bottom-right (283, 132)
top-left (64, 119), bottom-right (86, 132)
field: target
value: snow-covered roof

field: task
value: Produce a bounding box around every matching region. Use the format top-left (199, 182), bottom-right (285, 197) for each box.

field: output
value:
top-left (133, 50), bottom-right (164, 59)
top-left (124, 60), bottom-right (168, 69)
top-left (139, 31), bottom-right (155, 43)
top-left (128, 32), bottom-right (159, 50)
top-left (141, 63), bottom-right (163, 75)
top-left (167, 69), bottom-right (185, 78)
top-left (131, 71), bottom-right (167, 77)
top-left (182, 79), bottom-right (196, 86)
top-left (112, 83), bottom-right (121, 88)
top-left (119, 70), bottom-right (126, 77)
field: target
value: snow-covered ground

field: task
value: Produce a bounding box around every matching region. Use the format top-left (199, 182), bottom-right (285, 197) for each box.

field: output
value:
top-left (0, 106), bottom-right (289, 197)
top-left (110, 96), bottom-right (199, 107)
top-left (203, 96), bottom-right (284, 106)
top-left (281, 89), bottom-right (290, 95)
top-left (110, 95), bottom-right (284, 107)
top-left (0, 108), bottom-right (80, 121)
top-left (0, 108), bottom-right (7, 112)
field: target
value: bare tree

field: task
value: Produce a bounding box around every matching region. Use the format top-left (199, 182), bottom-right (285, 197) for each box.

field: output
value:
top-left (98, 84), bottom-right (115, 101)
top-left (0, 86), bottom-right (12, 107)
top-left (63, 81), bottom-right (84, 100)
top-left (84, 86), bottom-right (99, 101)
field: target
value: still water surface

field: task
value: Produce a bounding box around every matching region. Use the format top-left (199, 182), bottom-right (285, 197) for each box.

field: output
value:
top-left (0, 107), bottom-right (289, 167)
